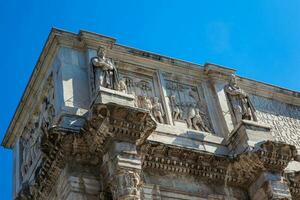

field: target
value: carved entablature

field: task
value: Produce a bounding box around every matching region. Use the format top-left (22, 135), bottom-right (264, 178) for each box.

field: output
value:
top-left (84, 103), bottom-right (157, 154)
top-left (16, 123), bottom-right (100, 200)
top-left (141, 140), bottom-right (296, 188)
top-left (164, 79), bottom-right (213, 133)
top-left (250, 94), bottom-right (300, 148)
top-left (19, 74), bottom-right (56, 183)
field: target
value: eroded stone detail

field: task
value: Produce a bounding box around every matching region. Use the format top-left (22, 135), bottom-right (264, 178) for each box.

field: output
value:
top-left (109, 170), bottom-right (142, 200)
top-left (250, 95), bottom-right (300, 147)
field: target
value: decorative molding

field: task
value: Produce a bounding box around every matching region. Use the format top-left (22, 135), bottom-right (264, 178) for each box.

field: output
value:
top-left (84, 102), bottom-right (157, 155)
top-left (141, 140), bottom-right (297, 188)
top-left (286, 171), bottom-right (300, 199)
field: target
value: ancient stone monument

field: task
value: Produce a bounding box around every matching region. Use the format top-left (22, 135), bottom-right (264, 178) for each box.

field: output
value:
top-left (2, 28), bottom-right (300, 200)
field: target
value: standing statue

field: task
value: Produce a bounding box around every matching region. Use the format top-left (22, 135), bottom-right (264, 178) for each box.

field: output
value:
top-left (224, 74), bottom-right (257, 124)
top-left (152, 97), bottom-right (164, 123)
top-left (169, 95), bottom-right (182, 120)
top-left (91, 47), bottom-right (119, 90)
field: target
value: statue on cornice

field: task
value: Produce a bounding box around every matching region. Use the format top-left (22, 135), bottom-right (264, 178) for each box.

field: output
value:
top-left (91, 47), bottom-right (119, 90)
top-left (224, 74), bottom-right (257, 124)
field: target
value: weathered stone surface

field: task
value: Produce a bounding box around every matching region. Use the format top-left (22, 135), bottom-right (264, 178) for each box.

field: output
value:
top-left (2, 28), bottom-right (300, 200)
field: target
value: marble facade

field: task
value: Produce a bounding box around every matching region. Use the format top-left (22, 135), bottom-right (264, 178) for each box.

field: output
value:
top-left (2, 28), bottom-right (300, 200)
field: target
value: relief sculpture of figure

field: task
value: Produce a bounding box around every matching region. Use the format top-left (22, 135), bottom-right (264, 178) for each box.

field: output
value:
top-left (192, 108), bottom-right (210, 132)
top-left (186, 103), bottom-right (196, 129)
top-left (224, 74), bottom-right (257, 124)
top-left (186, 104), bottom-right (210, 132)
top-left (21, 128), bottom-right (30, 178)
top-left (169, 95), bottom-right (182, 120)
top-left (91, 47), bottom-right (119, 90)
top-left (139, 95), bottom-right (152, 110)
top-left (152, 97), bottom-right (164, 123)
top-left (21, 122), bottom-right (39, 178)
top-left (117, 78), bottom-right (127, 93)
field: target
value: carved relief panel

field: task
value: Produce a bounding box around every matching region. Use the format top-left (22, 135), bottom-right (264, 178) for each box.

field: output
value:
top-left (119, 70), bottom-right (167, 124)
top-left (165, 79), bottom-right (213, 133)
top-left (20, 73), bottom-right (56, 182)
top-left (250, 95), bottom-right (300, 147)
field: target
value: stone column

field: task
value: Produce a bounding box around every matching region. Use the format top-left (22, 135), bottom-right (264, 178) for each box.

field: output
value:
top-left (101, 141), bottom-right (142, 200)
top-left (54, 164), bottom-right (101, 200)
top-left (249, 172), bottom-right (291, 200)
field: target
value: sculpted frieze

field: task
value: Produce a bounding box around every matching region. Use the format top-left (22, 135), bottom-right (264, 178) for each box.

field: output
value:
top-left (165, 80), bottom-right (213, 132)
top-left (20, 74), bottom-right (56, 182)
top-left (250, 94), bottom-right (300, 147)
top-left (119, 73), bottom-right (167, 124)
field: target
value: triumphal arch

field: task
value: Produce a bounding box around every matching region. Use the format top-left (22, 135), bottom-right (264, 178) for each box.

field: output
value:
top-left (2, 29), bottom-right (300, 200)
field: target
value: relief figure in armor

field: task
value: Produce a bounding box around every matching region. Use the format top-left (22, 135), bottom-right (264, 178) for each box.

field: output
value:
top-left (152, 97), bottom-right (165, 123)
top-left (224, 74), bottom-right (257, 124)
top-left (91, 47), bottom-right (119, 90)
top-left (186, 103), bottom-right (210, 132)
top-left (169, 94), bottom-right (182, 120)
top-left (117, 78), bottom-right (127, 93)
top-left (139, 95), bottom-right (152, 110)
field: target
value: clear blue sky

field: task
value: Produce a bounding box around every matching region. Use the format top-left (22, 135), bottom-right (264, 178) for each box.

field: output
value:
top-left (1, 0), bottom-right (300, 199)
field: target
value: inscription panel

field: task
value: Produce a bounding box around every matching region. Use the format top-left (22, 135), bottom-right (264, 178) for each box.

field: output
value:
top-left (250, 95), bottom-right (300, 147)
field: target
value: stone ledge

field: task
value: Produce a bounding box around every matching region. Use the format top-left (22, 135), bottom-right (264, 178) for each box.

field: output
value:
top-left (227, 120), bottom-right (273, 154)
top-left (92, 86), bottom-right (135, 107)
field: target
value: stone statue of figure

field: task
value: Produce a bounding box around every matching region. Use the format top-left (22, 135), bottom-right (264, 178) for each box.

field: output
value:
top-left (152, 97), bottom-right (164, 123)
top-left (169, 95), bottom-right (182, 120)
top-left (91, 47), bottom-right (119, 90)
top-left (224, 74), bottom-right (257, 124)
